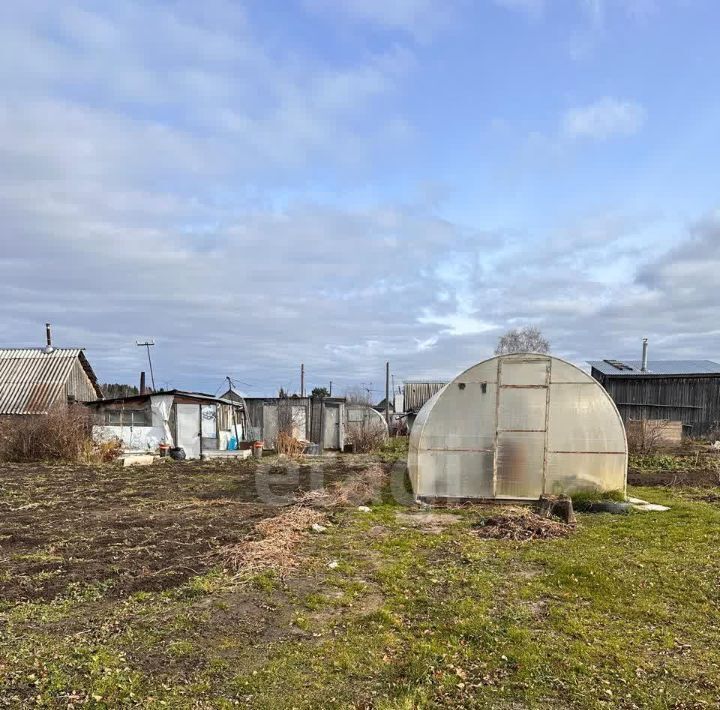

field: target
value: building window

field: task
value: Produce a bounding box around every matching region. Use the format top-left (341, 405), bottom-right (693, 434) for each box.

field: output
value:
top-left (105, 410), bottom-right (150, 427)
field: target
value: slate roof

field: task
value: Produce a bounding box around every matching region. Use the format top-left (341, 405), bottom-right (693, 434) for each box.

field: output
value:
top-left (0, 348), bottom-right (101, 414)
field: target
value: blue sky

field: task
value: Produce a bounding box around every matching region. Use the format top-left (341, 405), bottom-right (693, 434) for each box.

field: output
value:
top-left (1, 0), bottom-right (719, 399)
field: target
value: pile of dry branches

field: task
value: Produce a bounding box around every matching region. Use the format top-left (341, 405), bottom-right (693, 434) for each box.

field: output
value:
top-left (296, 463), bottom-right (387, 508)
top-left (474, 508), bottom-right (575, 541)
top-left (276, 431), bottom-right (306, 458)
top-left (224, 506), bottom-right (326, 577)
top-left (345, 420), bottom-right (387, 453)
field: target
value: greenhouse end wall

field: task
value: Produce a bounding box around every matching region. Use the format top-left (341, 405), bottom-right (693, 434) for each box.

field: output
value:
top-left (408, 354), bottom-right (627, 501)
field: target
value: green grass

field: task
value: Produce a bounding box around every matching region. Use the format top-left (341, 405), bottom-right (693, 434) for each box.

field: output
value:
top-left (2, 461), bottom-right (720, 708)
top-left (231, 488), bottom-right (720, 709)
top-left (376, 436), bottom-right (410, 463)
top-left (570, 489), bottom-right (626, 506)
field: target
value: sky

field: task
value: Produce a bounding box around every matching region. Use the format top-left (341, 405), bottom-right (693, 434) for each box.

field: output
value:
top-left (1, 0), bottom-right (719, 399)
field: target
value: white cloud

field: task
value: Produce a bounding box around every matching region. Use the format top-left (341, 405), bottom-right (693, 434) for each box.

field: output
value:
top-left (563, 97), bottom-right (646, 140)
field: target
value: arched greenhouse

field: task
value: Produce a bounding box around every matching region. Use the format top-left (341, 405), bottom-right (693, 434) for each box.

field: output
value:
top-left (408, 353), bottom-right (627, 501)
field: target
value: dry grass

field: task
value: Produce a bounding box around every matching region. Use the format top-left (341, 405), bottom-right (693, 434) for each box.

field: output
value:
top-left (296, 463), bottom-right (387, 508)
top-left (224, 506), bottom-right (327, 577)
top-left (0, 404), bottom-right (110, 463)
top-left (626, 418), bottom-right (682, 454)
top-left (276, 431), bottom-right (306, 458)
top-left (345, 420), bottom-right (387, 453)
top-left (474, 507), bottom-right (575, 541)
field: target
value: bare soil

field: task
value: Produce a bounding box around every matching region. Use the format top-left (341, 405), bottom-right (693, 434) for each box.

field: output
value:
top-left (0, 457), bottom-right (357, 602)
top-left (628, 468), bottom-right (720, 487)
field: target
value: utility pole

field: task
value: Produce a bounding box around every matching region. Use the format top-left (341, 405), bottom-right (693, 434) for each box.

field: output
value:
top-left (227, 376), bottom-right (240, 448)
top-left (385, 361), bottom-right (390, 425)
top-left (300, 363), bottom-right (305, 397)
top-left (329, 380), bottom-right (333, 397)
top-left (136, 340), bottom-right (156, 391)
top-left (362, 383), bottom-right (373, 403)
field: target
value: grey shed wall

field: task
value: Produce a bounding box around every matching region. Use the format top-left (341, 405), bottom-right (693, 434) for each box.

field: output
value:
top-left (243, 396), bottom-right (348, 449)
top-left (403, 382), bottom-right (447, 412)
top-left (67, 358), bottom-right (100, 403)
top-left (591, 370), bottom-right (720, 436)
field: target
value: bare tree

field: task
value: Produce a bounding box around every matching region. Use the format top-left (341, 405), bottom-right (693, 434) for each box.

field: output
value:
top-left (344, 386), bottom-right (372, 405)
top-left (626, 419), bottom-right (679, 454)
top-left (495, 326), bottom-right (550, 355)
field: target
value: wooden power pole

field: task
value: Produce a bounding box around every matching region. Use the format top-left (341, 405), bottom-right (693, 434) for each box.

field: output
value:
top-left (136, 340), bottom-right (156, 391)
top-left (385, 361), bottom-right (390, 425)
top-left (300, 363), bottom-right (305, 397)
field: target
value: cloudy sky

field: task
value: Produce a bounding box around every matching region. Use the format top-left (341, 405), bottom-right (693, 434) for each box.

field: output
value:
top-left (2, 0), bottom-right (719, 398)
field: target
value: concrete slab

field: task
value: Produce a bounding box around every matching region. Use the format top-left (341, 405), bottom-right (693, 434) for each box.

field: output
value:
top-left (201, 449), bottom-right (252, 461)
top-left (122, 455), bottom-right (156, 467)
top-left (627, 496), bottom-right (671, 512)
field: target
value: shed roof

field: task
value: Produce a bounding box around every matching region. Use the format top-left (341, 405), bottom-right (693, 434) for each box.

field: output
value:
top-left (0, 348), bottom-right (102, 414)
top-left (86, 389), bottom-right (243, 408)
top-left (589, 359), bottom-right (720, 377)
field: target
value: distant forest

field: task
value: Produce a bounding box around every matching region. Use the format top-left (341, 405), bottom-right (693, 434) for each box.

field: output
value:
top-left (100, 383), bottom-right (140, 398)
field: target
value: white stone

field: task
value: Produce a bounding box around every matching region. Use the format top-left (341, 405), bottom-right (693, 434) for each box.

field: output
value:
top-left (357, 505), bottom-right (372, 512)
top-left (122, 455), bottom-right (155, 467)
top-left (628, 497), bottom-right (670, 512)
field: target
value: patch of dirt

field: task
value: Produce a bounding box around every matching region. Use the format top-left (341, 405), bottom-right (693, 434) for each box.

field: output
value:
top-left (628, 468), bottom-right (720, 488)
top-left (395, 512), bottom-right (463, 534)
top-left (365, 525), bottom-right (390, 539)
top-left (473, 509), bottom-right (574, 541)
top-left (0, 458), bottom-right (371, 601)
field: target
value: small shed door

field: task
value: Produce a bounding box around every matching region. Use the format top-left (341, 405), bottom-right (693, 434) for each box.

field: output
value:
top-left (201, 404), bottom-right (218, 451)
top-left (494, 357), bottom-right (549, 499)
top-left (176, 404), bottom-right (201, 459)
top-left (323, 404), bottom-right (341, 450)
top-left (262, 404), bottom-right (279, 449)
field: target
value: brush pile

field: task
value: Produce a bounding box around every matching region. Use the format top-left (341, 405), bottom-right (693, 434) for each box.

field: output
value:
top-left (295, 463), bottom-right (387, 508)
top-left (224, 506), bottom-right (327, 577)
top-left (474, 508), bottom-right (575, 541)
top-left (276, 431), bottom-right (307, 459)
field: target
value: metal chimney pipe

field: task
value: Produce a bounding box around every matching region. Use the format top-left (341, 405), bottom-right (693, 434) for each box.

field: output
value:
top-left (140, 371), bottom-right (146, 395)
top-left (641, 338), bottom-right (649, 372)
top-left (45, 323), bottom-right (52, 348)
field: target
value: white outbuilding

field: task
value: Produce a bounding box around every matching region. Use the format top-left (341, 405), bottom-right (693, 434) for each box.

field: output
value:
top-left (408, 353), bottom-right (627, 501)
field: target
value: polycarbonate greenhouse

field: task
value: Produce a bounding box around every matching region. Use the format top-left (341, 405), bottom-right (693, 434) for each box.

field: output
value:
top-left (408, 353), bottom-right (627, 501)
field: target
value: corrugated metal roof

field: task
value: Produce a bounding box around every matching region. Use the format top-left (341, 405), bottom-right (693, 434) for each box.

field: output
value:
top-left (589, 359), bottom-right (720, 377)
top-left (0, 349), bottom-right (98, 414)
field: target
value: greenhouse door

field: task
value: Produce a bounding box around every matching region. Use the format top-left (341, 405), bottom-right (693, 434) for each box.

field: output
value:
top-left (494, 357), bottom-right (549, 499)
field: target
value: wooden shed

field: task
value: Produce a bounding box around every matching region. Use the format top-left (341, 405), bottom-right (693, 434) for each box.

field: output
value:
top-left (589, 359), bottom-right (720, 437)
